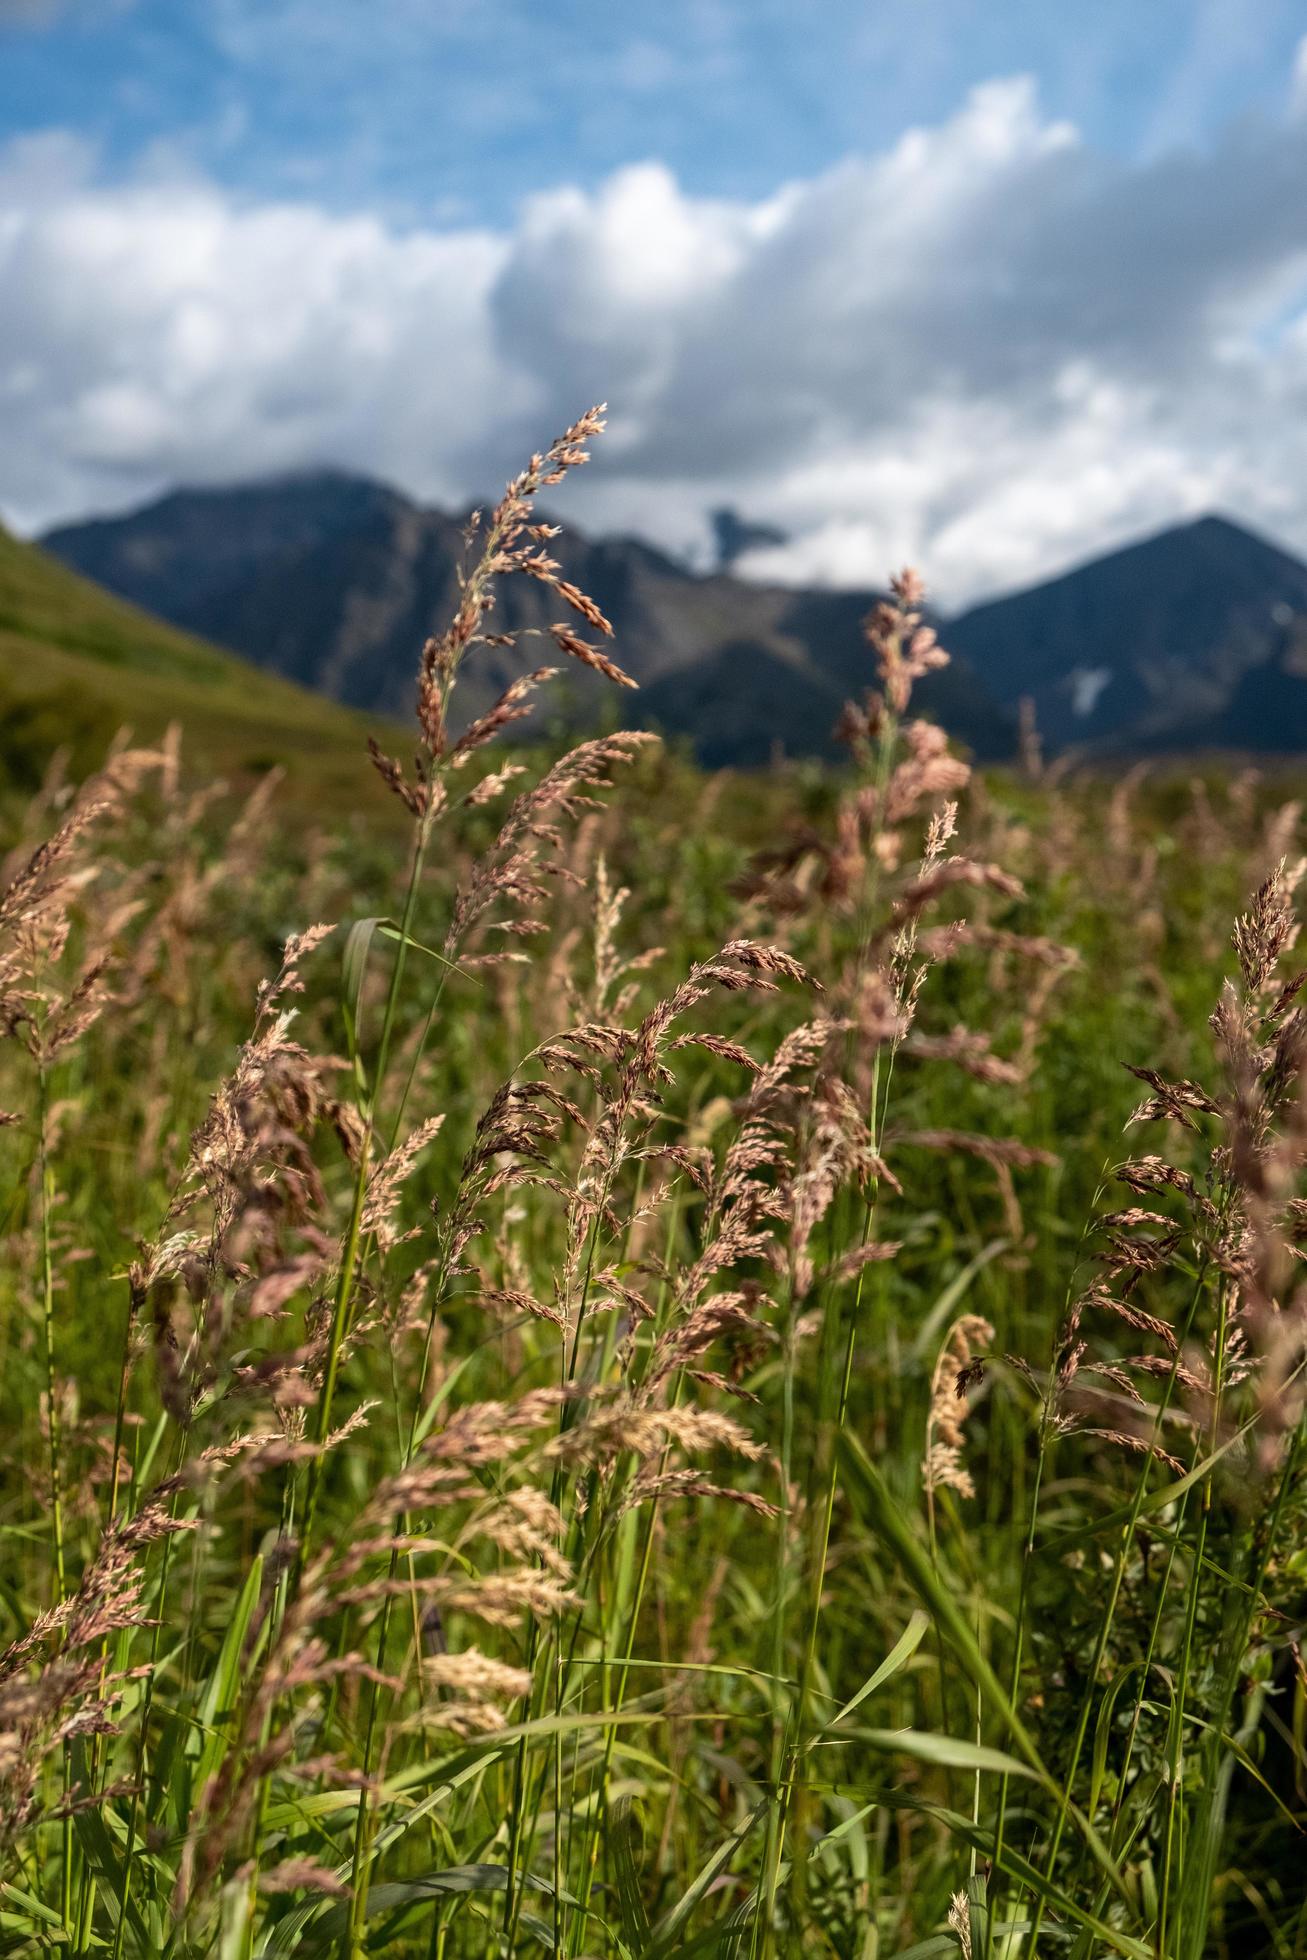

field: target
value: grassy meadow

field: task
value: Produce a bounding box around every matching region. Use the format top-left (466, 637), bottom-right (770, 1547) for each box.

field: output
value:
top-left (0, 413), bottom-right (1304, 1958)
top-left (0, 522), bottom-right (395, 810)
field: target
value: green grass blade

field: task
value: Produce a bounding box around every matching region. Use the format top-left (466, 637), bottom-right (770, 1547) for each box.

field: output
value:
top-left (821, 1609), bottom-right (930, 1734)
top-left (644, 1800), bottom-right (766, 1958)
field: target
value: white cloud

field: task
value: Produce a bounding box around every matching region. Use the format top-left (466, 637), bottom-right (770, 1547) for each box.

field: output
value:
top-left (4, 69), bottom-right (1307, 605)
top-left (0, 134), bottom-right (520, 524)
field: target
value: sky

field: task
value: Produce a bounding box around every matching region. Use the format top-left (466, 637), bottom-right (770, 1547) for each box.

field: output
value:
top-left (2, 0), bottom-right (1307, 605)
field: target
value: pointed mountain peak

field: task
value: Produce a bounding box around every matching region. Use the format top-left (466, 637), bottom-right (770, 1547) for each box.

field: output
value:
top-left (947, 508), bottom-right (1307, 754)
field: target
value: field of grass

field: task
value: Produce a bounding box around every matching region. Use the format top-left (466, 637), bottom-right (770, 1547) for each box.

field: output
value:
top-left (0, 415), bottom-right (1304, 1959)
top-left (0, 524), bottom-right (396, 809)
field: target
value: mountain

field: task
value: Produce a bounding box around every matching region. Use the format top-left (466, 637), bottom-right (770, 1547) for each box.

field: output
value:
top-left (43, 476), bottom-right (1012, 767)
top-left (711, 507), bottom-right (789, 570)
top-left (44, 487), bottom-right (1307, 764)
top-left (0, 520), bottom-right (390, 804)
top-left (945, 514), bottom-right (1307, 754)
top-left (1207, 615), bottom-right (1307, 752)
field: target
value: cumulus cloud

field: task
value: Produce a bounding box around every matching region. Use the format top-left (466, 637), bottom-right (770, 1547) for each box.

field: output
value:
top-left (4, 66), bottom-right (1307, 604)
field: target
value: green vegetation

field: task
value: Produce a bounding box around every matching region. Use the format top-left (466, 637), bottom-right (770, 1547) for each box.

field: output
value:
top-left (0, 417), bottom-right (1303, 1958)
top-left (0, 524), bottom-right (394, 805)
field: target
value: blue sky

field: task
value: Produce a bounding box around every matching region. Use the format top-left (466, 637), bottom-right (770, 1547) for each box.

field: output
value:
top-left (3, 1), bottom-right (1307, 603)
top-left (3, 0), bottom-right (1305, 219)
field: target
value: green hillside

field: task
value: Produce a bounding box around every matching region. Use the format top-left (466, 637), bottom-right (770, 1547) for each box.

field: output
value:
top-left (0, 522), bottom-right (397, 803)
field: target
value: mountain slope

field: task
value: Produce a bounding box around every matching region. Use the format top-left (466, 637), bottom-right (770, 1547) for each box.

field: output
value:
top-left (51, 482), bottom-right (1307, 763)
top-left (946, 514), bottom-right (1307, 753)
top-left (0, 522), bottom-right (389, 802)
top-left (42, 470), bottom-right (406, 626)
top-left (45, 478), bottom-right (1012, 765)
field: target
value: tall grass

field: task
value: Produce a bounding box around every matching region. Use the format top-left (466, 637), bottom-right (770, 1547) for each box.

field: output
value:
top-left (0, 411), bottom-right (1303, 1958)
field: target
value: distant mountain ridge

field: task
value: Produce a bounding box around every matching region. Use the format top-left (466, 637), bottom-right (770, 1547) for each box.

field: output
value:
top-left (946, 513), bottom-right (1307, 755)
top-left (42, 483), bottom-right (1307, 764)
top-left (40, 474), bottom-right (1009, 766)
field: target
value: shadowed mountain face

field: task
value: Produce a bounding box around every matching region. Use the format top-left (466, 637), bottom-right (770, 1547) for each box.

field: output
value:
top-left (43, 475), bottom-right (1011, 765)
top-left (42, 489), bottom-right (1307, 763)
top-left (48, 472), bottom-right (408, 628)
top-left (945, 514), bottom-right (1307, 754)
